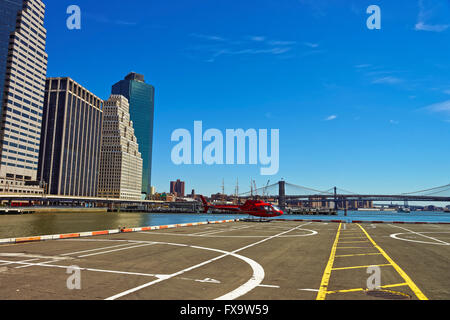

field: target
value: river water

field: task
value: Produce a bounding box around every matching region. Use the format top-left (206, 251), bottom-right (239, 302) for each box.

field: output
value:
top-left (0, 210), bottom-right (449, 239)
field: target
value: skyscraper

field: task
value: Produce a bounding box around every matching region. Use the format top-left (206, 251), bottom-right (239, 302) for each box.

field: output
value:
top-left (38, 78), bottom-right (103, 197)
top-left (170, 179), bottom-right (185, 197)
top-left (98, 95), bottom-right (143, 200)
top-left (111, 72), bottom-right (155, 197)
top-left (0, 0), bottom-right (47, 193)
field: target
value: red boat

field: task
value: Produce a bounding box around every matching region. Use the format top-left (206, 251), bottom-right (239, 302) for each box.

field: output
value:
top-left (199, 195), bottom-right (283, 218)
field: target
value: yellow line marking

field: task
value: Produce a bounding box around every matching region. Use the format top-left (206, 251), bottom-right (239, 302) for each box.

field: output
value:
top-left (332, 263), bottom-right (391, 271)
top-left (357, 224), bottom-right (428, 300)
top-left (338, 240), bottom-right (370, 243)
top-left (339, 237), bottom-right (366, 240)
top-left (316, 223), bottom-right (342, 300)
top-left (335, 253), bottom-right (382, 258)
top-left (326, 283), bottom-right (408, 294)
top-left (336, 246), bottom-right (372, 249)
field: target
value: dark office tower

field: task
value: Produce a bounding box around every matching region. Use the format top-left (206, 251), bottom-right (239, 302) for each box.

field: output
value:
top-left (0, 0), bottom-right (23, 105)
top-left (170, 179), bottom-right (185, 197)
top-left (111, 72), bottom-right (155, 196)
top-left (0, 0), bottom-right (48, 194)
top-left (38, 78), bottom-right (103, 197)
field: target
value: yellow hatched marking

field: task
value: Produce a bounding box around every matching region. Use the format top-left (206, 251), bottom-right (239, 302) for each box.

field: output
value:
top-left (335, 253), bottom-right (382, 258)
top-left (357, 224), bottom-right (428, 300)
top-left (338, 240), bottom-right (370, 244)
top-left (316, 223), bottom-right (342, 300)
top-left (332, 263), bottom-right (391, 271)
top-left (326, 283), bottom-right (408, 294)
top-left (339, 237), bottom-right (366, 240)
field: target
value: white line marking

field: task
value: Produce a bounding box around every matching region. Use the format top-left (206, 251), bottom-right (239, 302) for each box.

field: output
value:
top-left (139, 229), bottom-right (318, 238)
top-left (189, 229), bottom-right (217, 235)
top-left (60, 243), bottom-right (134, 256)
top-left (78, 243), bottom-right (157, 258)
top-left (258, 284), bottom-right (280, 288)
top-left (298, 288), bottom-right (319, 292)
top-left (0, 253), bottom-right (69, 260)
top-left (15, 259), bottom-right (59, 269)
top-left (0, 253), bottom-right (71, 268)
top-left (0, 257), bottom-right (41, 267)
top-left (105, 223), bottom-right (311, 301)
top-left (0, 258), bottom-right (165, 278)
top-left (390, 225), bottom-right (450, 246)
top-left (197, 225), bottom-right (254, 236)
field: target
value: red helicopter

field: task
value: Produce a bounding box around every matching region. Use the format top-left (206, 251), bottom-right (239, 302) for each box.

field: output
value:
top-left (199, 195), bottom-right (283, 218)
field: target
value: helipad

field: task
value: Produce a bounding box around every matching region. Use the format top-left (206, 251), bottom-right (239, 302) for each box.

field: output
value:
top-left (0, 220), bottom-right (449, 300)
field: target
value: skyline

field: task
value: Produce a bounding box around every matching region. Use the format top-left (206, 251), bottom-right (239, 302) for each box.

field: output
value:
top-left (42, 0), bottom-right (450, 196)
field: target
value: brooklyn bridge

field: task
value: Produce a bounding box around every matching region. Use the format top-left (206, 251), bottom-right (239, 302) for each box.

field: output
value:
top-left (237, 181), bottom-right (450, 209)
top-left (0, 181), bottom-right (448, 210)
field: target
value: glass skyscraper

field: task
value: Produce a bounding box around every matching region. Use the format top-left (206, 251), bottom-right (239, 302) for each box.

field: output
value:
top-left (111, 73), bottom-right (155, 196)
top-left (0, 0), bottom-right (24, 105)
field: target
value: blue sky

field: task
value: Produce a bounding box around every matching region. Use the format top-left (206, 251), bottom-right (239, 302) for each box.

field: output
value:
top-left (43, 0), bottom-right (450, 196)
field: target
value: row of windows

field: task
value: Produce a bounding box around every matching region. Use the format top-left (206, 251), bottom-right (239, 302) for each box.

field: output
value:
top-left (6, 88), bottom-right (43, 108)
top-left (3, 132), bottom-right (39, 147)
top-left (6, 71), bottom-right (44, 99)
top-left (9, 43), bottom-right (47, 76)
top-left (23, 3), bottom-right (45, 28)
top-left (7, 51), bottom-right (46, 88)
top-left (10, 40), bottom-right (47, 76)
top-left (1, 161), bottom-right (36, 171)
top-left (7, 53), bottom-right (46, 90)
top-left (6, 76), bottom-right (45, 100)
top-left (2, 147), bottom-right (38, 160)
top-left (9, 37), bottom-right (46, 71)
top-left (2, 154), bottom-right (38, 165)
top-left (17, 11), bottom-right (47, 52)
top-left (4, 119), bottom-right (40, 137)
top-left (6, 90), bottom-right (43, 113)
top-left (2, 139), bottom-right (39, 152)
top-left (0, 189), bottom-right (41, 194)
top-left (25, 0), bottom-right (46, 17)
top-left (4, 113), bottom-right (41, 131)
top-left (5, 103), bottom-right (42, 124)
top-left (3, 126), bottom-right (40, 143)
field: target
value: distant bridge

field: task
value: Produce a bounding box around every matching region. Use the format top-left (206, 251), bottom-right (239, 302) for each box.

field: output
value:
top-left (238, 181), bottom-right (450, 209)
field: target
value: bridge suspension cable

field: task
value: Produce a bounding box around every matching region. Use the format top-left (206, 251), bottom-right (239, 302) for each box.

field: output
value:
top-left (284, 182), bottom-right (333, 195)
top-left (401, 183), bottom-right (450, 197)
top-left (237, 181), bottom-right (450, 199)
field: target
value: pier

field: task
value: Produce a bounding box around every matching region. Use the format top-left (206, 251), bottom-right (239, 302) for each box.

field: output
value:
top-left (0, 219), bottom-right (449, 300)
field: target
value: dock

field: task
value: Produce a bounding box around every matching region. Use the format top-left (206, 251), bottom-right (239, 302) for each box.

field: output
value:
top-left (0, 208), bottom-right (33, 215)
top-left (0, 219), bottom-right (449, 300)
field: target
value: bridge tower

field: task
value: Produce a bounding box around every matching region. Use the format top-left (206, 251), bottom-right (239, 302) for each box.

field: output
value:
top-left (334, 187), bottom-right (337, 210)
top-left (279, 180), bottom-right (286, 211)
